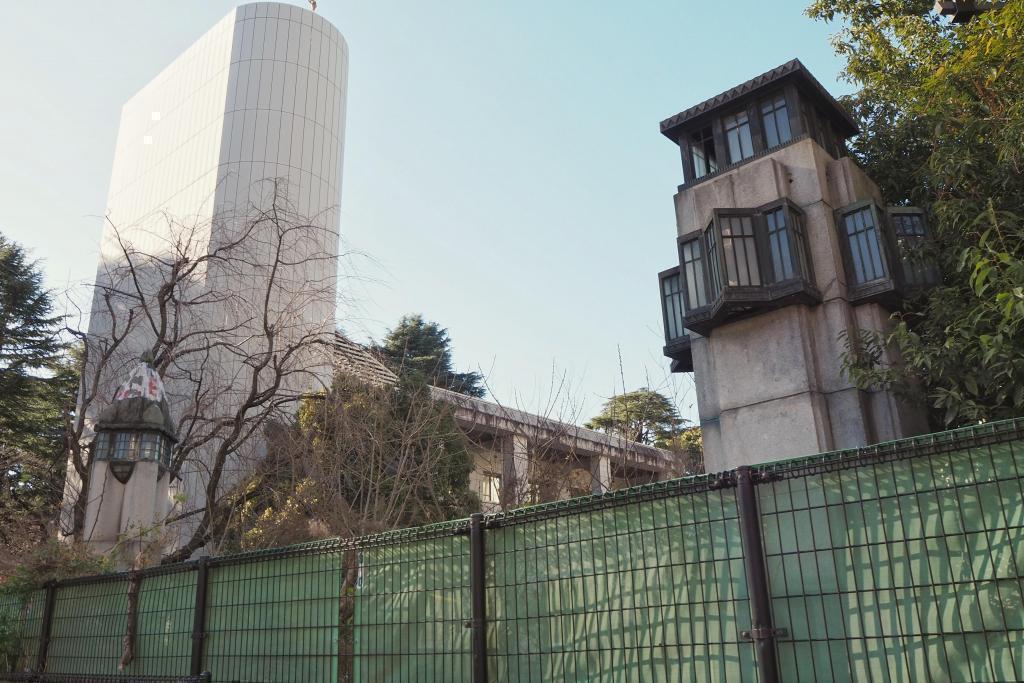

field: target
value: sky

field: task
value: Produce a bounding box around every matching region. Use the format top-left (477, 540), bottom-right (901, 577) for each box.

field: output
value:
top-left (0, 1), bottom-right (853, 427)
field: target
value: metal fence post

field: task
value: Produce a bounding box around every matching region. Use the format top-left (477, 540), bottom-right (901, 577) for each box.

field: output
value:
top-left (736, 466), bottom-right (784, 683)
top-left (468, 513), bottom-right (488, 683)
top-left (35, 581), bottom-right (57, 672)
top-left (190, 556), bottom-right (210, 676)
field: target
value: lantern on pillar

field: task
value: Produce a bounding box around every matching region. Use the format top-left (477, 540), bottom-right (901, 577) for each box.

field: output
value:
top-left (91, 354), bottom-right (177, 484)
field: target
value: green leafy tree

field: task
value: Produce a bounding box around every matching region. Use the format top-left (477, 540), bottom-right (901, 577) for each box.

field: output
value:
top-left (808, 1), bottom-right (1024, 425)
top-left (663, 426), bottom-right (704, 474)
top-left (585, 388), bottom-right (685, 447)
top-left (373, 314), bottom-right (486, 398)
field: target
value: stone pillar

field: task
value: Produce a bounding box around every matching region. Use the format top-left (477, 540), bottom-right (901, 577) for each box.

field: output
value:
top-left (501, 434), bottom-right (530, 507)
top-left (82, 460), bottom-right (123, 553)
top-left (590, 455), bottom-right (611, 494)
top-left (120, 461), bottom-right (169, 554)
top-left (83, 460), bottom-right (169, 559)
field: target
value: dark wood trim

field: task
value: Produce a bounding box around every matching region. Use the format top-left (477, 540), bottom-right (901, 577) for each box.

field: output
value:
top-left (746, 100), bottom-right (767, 156)
top-left (679, 133), bottom-right (696, 185)
top-left (783, 82), bottom-right (804, 138)
top-left (712, 116), bottom-right (729, 176)
top-left (660, 58), bottom-right (858, 141)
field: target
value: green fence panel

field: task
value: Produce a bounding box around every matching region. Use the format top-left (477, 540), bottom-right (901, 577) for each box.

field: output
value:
top-left (203, 548), bottom-right (342, 683)
top-left (130, 568), bottom-right (196, 676)
top-left (0, 589), bottom-right (45, 673)
top-left (45, 577), bottom-right (129, 674)
top-left (484, 487), bottom-right (757, 682)
top-left (756, 434), bottom-right (1024, 682)
top-left (4, 420), bottom-right (1022, 681)
top-left (352, 530), bottom-right (472, 681)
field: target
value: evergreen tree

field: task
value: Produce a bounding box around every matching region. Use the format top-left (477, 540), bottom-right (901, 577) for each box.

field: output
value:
top-left (585, 389), bottom-right (684, 447)
top-left (0, 234), bottom-right (74, 552)
top-left (0, 235), bottom-right (62, 426)
top-left (807, 1), bottom-right (1024, 426)
top-left (373, 314), bottom-right (486, 398)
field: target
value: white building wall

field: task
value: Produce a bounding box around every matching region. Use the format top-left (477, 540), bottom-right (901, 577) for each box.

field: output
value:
top-left (69, 3), bottom-right (348, 552)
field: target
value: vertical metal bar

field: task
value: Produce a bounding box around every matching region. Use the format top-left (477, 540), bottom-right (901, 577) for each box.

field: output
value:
top-left (190, 556), bottom-right (209, 677)
top-left (736, 466), bottom-right (781, 683)
top-left (35, 581), bottom-right (57, 672)
top-left (468, 513), bottom-right (488, 683)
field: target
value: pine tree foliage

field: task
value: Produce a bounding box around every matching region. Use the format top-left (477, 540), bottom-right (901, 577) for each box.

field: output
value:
top-left (584, 388), bottom-right (685, 447)
top-left (0, 234), bottom-right (76, 559)
top-left (0, 235), bottom-right (62, 427)
top-left (373, 314), bottom-right (486, 398)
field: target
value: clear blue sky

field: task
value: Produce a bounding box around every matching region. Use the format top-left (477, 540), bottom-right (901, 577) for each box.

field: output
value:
top-left (0, 1), bottom-right (851, 426)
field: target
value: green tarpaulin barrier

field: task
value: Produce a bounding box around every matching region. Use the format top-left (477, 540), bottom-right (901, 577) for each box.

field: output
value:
top-left (3, 419), bottom-right (1022, 682)
top-left (353, 530), bottom-right (472, 681)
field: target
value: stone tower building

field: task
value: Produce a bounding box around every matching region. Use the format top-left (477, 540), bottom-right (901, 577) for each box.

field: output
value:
top-left (656, 60), bottom-right (932, 471)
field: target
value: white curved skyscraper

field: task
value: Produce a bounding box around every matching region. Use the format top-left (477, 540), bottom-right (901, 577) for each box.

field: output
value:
top-left (68, 2), bottom-right (348, 553)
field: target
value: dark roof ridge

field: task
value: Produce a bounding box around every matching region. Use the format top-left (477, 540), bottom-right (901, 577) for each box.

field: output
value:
top-left (659, 58), bottom-right (857, 139)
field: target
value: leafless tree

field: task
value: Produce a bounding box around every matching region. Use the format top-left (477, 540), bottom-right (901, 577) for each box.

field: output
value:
top-left (231, 373), bottom-right (477, 548)
top-left (60, 180), bottom-right (339, 563)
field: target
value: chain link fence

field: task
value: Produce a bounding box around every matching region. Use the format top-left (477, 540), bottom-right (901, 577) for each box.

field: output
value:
top-left (1, 418), bottom-right (1021, 682)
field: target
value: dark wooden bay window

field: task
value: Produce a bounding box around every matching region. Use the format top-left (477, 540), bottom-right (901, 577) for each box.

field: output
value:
top-left (658, 267), bottom-right (693, 372)
top-left (836, 202), bottom-right (938, 303)
top-left (669, 201), bottom-right (819, 336)
top-left (889, 207), bottom-right (939, 290)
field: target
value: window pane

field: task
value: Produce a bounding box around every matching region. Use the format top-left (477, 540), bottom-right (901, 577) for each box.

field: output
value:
top-left (723, 111), bottom-right (753, 163)
top-left (139, 433), bottom-right (162, 461)
top-left (94, 434), bottom-right (110, 461)
top-left (776, 103), bottom-right (792, 144)
top-left (680, 240), bottom-right (708, 310)
top-left (704, 227), bottom-right (722, 297)
top-left (800, 101), bottom-right (815, 140)
top-left (480, 474), bottom-right (501, 504)
top-left (721, 215), bottom-right (761, 286)
top-left (761, 95), bottom-right (792, 148)
top-left (765, 208), bottom-right (793, 281)
top-left (690, 125), bottom-right (718, 179)
top-left (661, 272), bottom-right (687, 340)
top-left (892, 212), bottom-right (934, 286)
top-left (792, 210), bottom-right (811, 279)
top-left (763, 111), bottom-right (779, 149)
top-left (113, 432), bottom-right (136, 460)
top-left (815, 112), bottom-right (838, 156)
top-left (843, 207), bottom-right (887, 285)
